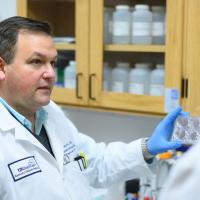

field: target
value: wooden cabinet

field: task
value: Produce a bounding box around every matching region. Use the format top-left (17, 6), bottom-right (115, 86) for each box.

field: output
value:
top-left (181, 0), bottom-right (200, 116)
top-left (17, 0), bottom-right (196, 116)
top-left (89, 0), bottom-right (183, 114)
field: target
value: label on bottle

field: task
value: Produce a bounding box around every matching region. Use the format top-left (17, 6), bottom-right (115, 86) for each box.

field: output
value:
top-left (113, 22), bottom-right (130, 36)
top-left (132, 22), bottom-right (151, 36)
top-left (150, 84), bottom-right (164, 96)
top-left (164, 88), bottom-right (179, 113)
top-left (129, 83), bottom-right (144, 95)
top-left (111, 81), bottom-right (124, 92)
top-left (152, 22), bottom-right (165, 36)
top-left (64, 79), bottom-right (76, 89)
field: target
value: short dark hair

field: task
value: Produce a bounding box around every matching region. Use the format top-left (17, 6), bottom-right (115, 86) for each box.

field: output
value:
top-left (0, 16), bottom-right (52, 64)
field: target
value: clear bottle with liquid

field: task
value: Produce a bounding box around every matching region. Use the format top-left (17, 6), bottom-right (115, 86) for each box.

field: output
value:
top-left (132, 5), bottom-right (152, 44)
top-left (104, 7), bottom-right (114, 44)
top-left (128, 63), bottom-right (151, 95)
top-left (149, 64), bottom-right (164, 96)
top-left (111, 62), bottom-right (130, 93)
top-left (64, 60), bottom-right (76, 89)
top-left (152, 6), bottom-right (165, 44)
top-left (112, 5), bottom-right (131, 44)
top-left (103, 62), bottom-right (111, 91)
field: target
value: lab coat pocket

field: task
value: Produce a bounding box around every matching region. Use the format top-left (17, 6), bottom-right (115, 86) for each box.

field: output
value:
top-left (63, 161), bottom-right (91, 200)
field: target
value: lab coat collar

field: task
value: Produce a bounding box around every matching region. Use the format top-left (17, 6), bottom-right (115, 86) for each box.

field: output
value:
top-left (0, 103), bottom-right (16, 131)
top-left (0, 103), bottom-right (64, 174)
top-left (0, 103), bottom-right (48, 151)
top-left (0, 104), bottom-right (60, 168)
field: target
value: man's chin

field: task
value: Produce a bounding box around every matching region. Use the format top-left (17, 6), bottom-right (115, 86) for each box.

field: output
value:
top-left (37, 98), bottom-right (51, 107)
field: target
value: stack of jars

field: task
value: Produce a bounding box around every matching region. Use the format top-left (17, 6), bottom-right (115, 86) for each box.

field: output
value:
top-left (104, 4), bottom-right (165, 45)
top-left (103, 62), bottom-right (165, 96)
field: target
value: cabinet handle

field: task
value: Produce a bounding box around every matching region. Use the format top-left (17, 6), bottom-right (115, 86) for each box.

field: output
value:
top-left (185, 78), bottom-right (188, 98)
top-left (76, 73), bottom-right (83, 99)
top-left (181, 78), bottom-right (185, 98)
top-left (89, 73), bottom-right (96, 100)
top-left (181, 78), bottom-right (189, 98)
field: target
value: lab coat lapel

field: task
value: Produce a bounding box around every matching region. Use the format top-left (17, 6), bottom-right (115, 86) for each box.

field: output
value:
top-left (0, 103), bottom-right (50, 155)
top-left (15, 125), bottom-right (49, 153)
top-left (44, 120), bottom-right (64, 175)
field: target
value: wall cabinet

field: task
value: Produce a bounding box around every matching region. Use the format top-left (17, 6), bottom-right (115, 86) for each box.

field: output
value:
top-left (17, 0), bottom-right (199, 116)
top-left (89, 0), bottom-right (183, 115)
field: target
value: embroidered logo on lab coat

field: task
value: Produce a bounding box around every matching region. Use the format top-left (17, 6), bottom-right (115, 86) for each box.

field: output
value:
top-left (63, 141), bottom-right (76, 165)
top-left (8, 156), bottom-right (41, 182)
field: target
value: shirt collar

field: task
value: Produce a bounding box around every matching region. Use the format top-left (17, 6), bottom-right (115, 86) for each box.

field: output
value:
top-left (0, 97), bottom-right (48, 136)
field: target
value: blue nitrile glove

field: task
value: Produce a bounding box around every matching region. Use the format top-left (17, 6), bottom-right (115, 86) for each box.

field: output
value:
top-left (147, 106), bottom-right (189, 155)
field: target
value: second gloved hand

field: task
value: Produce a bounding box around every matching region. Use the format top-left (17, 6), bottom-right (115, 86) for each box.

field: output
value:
top-left (147, 106), bottom-right (188, 155)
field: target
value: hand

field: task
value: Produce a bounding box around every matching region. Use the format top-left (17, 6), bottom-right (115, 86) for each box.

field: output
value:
top-left (147, 106), bottom-right (189, 155)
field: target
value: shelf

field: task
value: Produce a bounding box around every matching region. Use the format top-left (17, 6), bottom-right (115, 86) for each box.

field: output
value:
top-left (29, 0), bottom-right (74, 2)
top-left (54, 43), bottom-right (76, 50)
top-left (91, 91), bottom-right (164, 114)
top-left (104, 44), bottom-right (165, 53)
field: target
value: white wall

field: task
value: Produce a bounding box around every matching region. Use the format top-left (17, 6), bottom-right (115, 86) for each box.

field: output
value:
top-left (0, 0), bottom-right (16, 20)
top-left (62, 107), bottom-right (162, 143)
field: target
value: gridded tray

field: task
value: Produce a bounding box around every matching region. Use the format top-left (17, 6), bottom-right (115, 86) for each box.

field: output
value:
top-left (172, 116), bottom-right (200, 145)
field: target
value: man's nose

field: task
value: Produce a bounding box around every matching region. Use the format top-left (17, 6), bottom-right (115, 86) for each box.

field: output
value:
top-left (43, 64), bottom-right (55, 79)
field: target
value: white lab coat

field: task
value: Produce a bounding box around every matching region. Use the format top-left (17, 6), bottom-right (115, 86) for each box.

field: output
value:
top-left (0, 101), bottom-right (152, 200)
top-left (158, 141), bottom-right (200, 200)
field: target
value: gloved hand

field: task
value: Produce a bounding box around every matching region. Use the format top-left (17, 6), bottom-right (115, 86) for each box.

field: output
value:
top-left (147, 106), bottom-right (189, 155)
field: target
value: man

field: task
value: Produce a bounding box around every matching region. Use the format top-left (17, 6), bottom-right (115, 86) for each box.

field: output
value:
top-left (0, 16), bottom-right (184, 200)
top-left (159, 139), bottom-right (200, 200)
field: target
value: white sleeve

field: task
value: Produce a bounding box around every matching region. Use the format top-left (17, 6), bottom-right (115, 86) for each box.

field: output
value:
top-left (159, 142), bottom-right (200, 200)
top-left (76, 132), bottom-right (152, 188)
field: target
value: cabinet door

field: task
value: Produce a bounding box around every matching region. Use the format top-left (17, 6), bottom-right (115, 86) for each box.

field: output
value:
top-left (17, 0), bottom-right (90, 106)
top-left (89, 0), bottom-right (183, 114)
top-left (182, 0), bottom-right (200, 115)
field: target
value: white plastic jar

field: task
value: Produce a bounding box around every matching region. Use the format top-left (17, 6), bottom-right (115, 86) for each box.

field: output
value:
top-left (103, 62), bottom-right (112, 91)
top-left (128, 63), bottom-right (151, 95)
top-left (111, 62), bottom-right (130, 93)
top-left (104, 7), bottom-right (114, 44)
top-left (152, 6), bottom-right (165, 44)
top-left (112, 5), bottom-right (131, 44)
top-left (64, 60), bottom-right (76, 89)
top-left (149, 64), bottom-right (165, 96)
top-left (132, 4), bottom-right (152, 44)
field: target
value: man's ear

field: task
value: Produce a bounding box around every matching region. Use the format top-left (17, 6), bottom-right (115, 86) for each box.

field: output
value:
top-left (0, 57), bottom-right (6, 80)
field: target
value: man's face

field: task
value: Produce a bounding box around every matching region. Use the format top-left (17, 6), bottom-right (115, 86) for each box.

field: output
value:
top-left (2, 31), bottom-right (57, 113)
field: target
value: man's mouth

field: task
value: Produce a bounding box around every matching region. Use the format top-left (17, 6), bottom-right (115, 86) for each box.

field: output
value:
top-left (37, 86), bottom-right (52, 90)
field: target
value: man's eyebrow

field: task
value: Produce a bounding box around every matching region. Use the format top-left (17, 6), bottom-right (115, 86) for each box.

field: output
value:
top-left (28, 52), bottom-right (58, 60)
